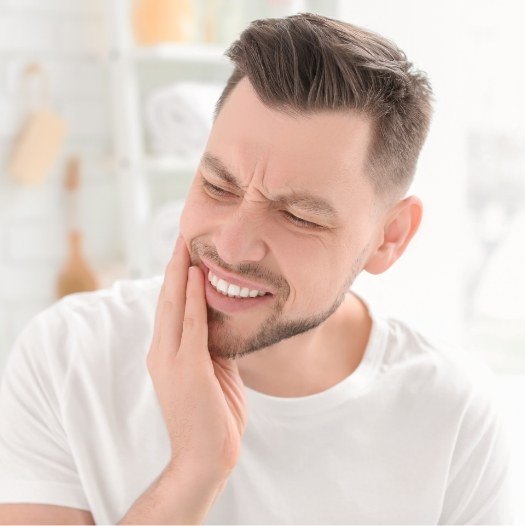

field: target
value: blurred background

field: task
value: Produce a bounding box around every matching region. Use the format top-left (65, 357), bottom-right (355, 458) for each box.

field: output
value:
top-left (0, 0), bottom-right (523, 519)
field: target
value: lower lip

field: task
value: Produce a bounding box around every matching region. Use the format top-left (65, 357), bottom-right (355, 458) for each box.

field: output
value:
top-left (203, 270), bottom-right (274, 313)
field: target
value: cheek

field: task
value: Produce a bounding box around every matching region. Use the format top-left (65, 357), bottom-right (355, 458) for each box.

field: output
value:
top-left (280, 239), bottom-right (341, 307)
top-left (180, 186), bottom-right (345, 302)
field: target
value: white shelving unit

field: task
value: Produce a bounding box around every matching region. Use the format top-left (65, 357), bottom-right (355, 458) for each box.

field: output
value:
top-left (133, 42), bottom-right (227, 62)
top-left (102, 0), bottom-right (338, 279)
top-left (102, 0), bottom-right (231, 279)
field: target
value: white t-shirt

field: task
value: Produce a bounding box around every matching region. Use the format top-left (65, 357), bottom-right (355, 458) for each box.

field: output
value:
top-left (0, 276), bottom-right (515, 525)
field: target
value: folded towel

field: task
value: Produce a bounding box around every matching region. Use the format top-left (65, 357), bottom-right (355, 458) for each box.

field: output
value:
top-left (144, 81), bottom-right (223, 158)
top-left (148, 199), bottom-right (186, 272)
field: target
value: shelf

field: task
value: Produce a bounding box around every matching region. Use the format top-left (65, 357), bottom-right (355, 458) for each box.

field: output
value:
top-left (142, 155), bottom-right (200, 173)
top-left (132, 43), bottom-right (230, 64)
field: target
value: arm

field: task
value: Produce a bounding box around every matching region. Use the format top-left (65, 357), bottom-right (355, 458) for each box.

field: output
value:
top-left (0, 504), bottom-right (94, 525)
top-left (0, 465), bottom-right (225, 526)
top-left (118, 236), bottom-right (247, 524)
top-left (117, 462), bottom-right (227, 525)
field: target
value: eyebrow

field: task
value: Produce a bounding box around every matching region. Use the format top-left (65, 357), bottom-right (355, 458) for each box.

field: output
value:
top-left (200, 152), bottom-right (339, 220)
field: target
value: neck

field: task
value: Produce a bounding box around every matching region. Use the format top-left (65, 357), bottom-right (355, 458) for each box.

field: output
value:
top-left (235, 292), bottom-right (372, 397)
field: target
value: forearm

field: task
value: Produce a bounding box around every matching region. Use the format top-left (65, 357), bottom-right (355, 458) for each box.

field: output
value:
top-left (117, 462), bottom-right (226, 525)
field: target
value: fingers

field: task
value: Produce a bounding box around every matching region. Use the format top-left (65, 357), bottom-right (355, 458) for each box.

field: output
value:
top-left (149, 282), bottom-right (166, 352)
top-left (178, 266), bottom-right (209, 363)
top-left (152, 236), bottom-right (190, 361)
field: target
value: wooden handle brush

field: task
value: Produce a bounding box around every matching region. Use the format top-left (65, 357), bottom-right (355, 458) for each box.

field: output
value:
top-left (56, 155), bottom-right (99, 299)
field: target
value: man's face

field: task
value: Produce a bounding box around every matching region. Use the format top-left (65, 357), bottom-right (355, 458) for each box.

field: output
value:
top-left (179, 78), bottom-right (377, 359)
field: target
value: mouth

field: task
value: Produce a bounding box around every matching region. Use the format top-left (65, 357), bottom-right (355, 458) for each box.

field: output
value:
top-left (201, 262), bottom-right (274, 313)
top-left (201, 259), bottom-right (274, 294)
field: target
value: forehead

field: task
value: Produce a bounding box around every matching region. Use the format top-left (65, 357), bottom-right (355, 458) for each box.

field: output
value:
top-left (207, 78), bottom-right (374, 205)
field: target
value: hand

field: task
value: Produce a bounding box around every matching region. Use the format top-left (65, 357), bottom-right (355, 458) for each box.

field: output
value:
top-left (147, 236), bottom-right (248, 483)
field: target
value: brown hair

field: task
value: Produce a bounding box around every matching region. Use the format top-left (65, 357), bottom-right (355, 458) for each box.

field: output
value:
top-left (213, 12), bottom-right (433, 209)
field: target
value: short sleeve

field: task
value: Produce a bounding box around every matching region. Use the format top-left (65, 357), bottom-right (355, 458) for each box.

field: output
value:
top-left (0, 306), bottom-right (90, 510)
top-left (438, 373), bottom-right (516, 525)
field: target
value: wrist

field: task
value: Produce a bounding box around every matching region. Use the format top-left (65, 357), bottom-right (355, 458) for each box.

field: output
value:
top-left (117, 459), bottom-right (227, 525)
top-left (164, 456), bottom-right (231, 486)
top-left (154, 461), bottom-right (226, 524)
top-left (165, 457), bottom-right (230, 488)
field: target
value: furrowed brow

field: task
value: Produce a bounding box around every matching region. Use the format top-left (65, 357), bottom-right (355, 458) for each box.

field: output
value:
top-left (200, 152), bottom-right (339, 220)
top-left (278, 193), bottom-right (339, 220)
top-left (201, 152), bottom-right (243, 188)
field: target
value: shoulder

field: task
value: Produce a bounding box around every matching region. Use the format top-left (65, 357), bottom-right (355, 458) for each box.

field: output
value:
top-left (376, 315), bottom-right (500, 421)
top-left (3, 275), bottom-right (164, 381)
top-left (55, 274), bottom-right (163, 315)
top-left (52, 273), bottom-right (162, 331)
top-left (375, 316), bottom-right (512, 501)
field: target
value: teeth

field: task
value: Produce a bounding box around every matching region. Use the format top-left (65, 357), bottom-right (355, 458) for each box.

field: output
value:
top-left (216, 279), bottom-right (228, 294)
top-left (207, 270), bottom-right (267, 299)
top-left (227, 284), bottom-right (240, 297)
top-left (239, 287), bottom-right (250, 298)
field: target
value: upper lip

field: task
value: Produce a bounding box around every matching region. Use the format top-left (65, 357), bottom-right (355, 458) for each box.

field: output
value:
top-left (201, 259), bottom-right (274, 294)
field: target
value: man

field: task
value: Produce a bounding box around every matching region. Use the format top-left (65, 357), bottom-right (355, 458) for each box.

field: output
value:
top-left (0, 12), bottom-right (514, 525)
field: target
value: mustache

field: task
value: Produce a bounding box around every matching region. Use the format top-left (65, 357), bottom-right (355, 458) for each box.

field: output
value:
top-left (190, 238), bottom-right (289, 295)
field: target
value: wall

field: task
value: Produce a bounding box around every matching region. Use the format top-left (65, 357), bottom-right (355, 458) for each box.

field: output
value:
top-left (340, 0), bottom-right (525, 373)
top-left (0, 0), bottom-right (123, 372)
top-left (339, 0), bottom-right (467, 346)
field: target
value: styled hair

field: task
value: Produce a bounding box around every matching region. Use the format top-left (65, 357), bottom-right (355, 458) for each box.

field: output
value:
top-left (213, 12), bottom-right (433, 208)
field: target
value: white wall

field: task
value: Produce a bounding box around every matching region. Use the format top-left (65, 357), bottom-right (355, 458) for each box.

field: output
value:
top-left (0, 0), bottom-right (123, 372)
top-left (340, 1), bottom-right (525, 371)
top-left (340, 0), bottom-right (468, 348)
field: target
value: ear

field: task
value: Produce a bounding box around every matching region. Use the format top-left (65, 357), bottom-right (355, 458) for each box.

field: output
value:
top-left (364, 195), bottom-right (423, 275)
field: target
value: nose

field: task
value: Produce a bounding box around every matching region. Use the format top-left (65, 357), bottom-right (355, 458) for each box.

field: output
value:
top-left (212, 206), bottom-right (268, 266)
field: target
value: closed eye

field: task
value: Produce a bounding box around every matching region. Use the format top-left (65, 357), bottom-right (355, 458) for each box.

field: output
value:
top-left (202, 179), bottom-right (234, 197)
top-left (280, 211), bottom-right (322, 229)
top-left (201, 178), bottom-right (323, 229)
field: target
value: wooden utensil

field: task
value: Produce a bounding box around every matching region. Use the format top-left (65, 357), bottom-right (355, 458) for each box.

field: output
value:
top-left (7, 62), bottom-right (67, 186)
top-left (56, 156), bottom-right (99, 299)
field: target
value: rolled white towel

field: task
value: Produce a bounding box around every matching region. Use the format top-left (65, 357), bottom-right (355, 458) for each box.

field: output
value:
top-left (148, 199), bottom-right (186, 272)
top-left (144, 81), bottom-right (224, 158)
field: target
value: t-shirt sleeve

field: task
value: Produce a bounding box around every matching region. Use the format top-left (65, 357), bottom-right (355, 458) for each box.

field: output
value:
top-left (0, 305), bottom-right (90, 510)
top-left (438, 370), bottom-right (516, 525)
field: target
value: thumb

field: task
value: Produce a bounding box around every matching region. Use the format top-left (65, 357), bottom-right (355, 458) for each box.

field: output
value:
top-left (178, 266), bottom-right (210, 363)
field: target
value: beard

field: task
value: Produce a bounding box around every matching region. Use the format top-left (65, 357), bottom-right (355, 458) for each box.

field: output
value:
top-left (191, 239), bottom-right (370, 361)
top-left (206, 287), bottom-right (349, 360)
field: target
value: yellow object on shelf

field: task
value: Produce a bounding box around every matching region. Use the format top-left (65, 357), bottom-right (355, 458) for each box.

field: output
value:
top-left (6, 62), bottom-right (67, 186)
top-left (132, 0), bottom-right (195, 45)
top-left (8, 109), bottom-right (67, 186)
top-left (203, 0), bottom-right (217, 43)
